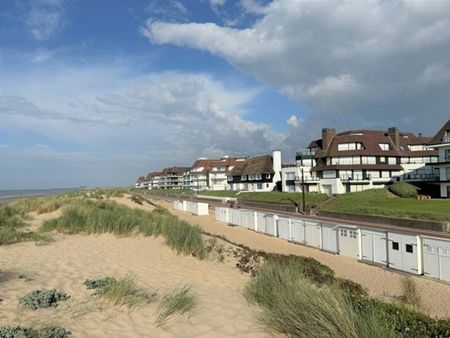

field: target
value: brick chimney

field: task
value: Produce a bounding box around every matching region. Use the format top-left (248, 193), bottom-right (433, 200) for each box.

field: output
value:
top-left (388, 127), bottom-right (400, 148)
top-left (322, 128), bottom-right (336, 150)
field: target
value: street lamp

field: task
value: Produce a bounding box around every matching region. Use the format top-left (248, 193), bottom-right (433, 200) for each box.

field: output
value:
top-left (301, 168), bottom-right (306, 214)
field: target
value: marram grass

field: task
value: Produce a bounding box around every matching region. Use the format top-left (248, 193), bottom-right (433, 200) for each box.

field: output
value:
top-left (41, 199), bottom-right (206, 259)
top-left (155, 285), bottom-right (197, 327)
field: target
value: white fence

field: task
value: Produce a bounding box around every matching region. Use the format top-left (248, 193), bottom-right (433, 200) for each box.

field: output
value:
top-left (213, 206), bottom-right (450, 284)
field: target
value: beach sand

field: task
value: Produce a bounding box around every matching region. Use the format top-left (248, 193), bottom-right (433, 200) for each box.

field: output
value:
top-left (154, 199), bottom-right (450, 319)
top-left (0, 205), bottom-right (266, 337)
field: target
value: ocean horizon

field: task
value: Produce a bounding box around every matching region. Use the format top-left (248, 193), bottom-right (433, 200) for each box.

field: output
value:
top-left (0, 188), bottom-right (82, 201)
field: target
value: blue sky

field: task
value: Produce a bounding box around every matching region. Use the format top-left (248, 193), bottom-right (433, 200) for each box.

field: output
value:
top-left (1, 0), bottom-right (450, 189)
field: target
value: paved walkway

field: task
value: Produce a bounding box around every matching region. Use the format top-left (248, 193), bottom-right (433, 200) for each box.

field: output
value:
top-left (154, 199), bottom-right (450, 319)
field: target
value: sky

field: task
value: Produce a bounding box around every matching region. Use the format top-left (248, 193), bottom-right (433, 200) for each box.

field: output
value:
top-left (1, 0), bottom-right (450, 189)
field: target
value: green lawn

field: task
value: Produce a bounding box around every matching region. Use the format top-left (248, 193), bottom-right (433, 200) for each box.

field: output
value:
top-left (322, 188), bottom-right (450, 222)
top-left (199, 190), bottom-right (328, 207)
top-left (134, 189), bottom-right (194, 196)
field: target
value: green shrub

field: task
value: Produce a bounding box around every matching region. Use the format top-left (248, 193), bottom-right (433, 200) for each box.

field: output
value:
top-left (19, 289), bottom-right (70, 310)
top-left (86, 275), bottom-right (157, 308)
top-left (0, 325), bottom-right (70, 338)
top-left (83, 277), bottom-right (115, 291)
top-left (155, 286), bottom-right (197, 327)
top-left (400, 277), bottom-right (421, 309)
top-left (388, 182), bottom-right (418, 198)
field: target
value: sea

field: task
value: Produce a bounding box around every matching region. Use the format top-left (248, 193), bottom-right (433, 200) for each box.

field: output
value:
top-left (0, 188), bottom-right (81, 204)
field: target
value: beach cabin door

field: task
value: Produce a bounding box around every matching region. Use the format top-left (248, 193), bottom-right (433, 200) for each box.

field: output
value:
top-left (290, 219), bottom-right (306, 243)
top-left (387, 233), bottom-right (418, 274)
top-left (361, 230), bottom-right (387, 265)
top-left (321, 224), bottom-right (338, 253)
top-left (338, 227), bottom-right (359, 258)
top-left (305, 221), bottom-right (321, 248)
top-left (423, 238), bottom-right (450, 282)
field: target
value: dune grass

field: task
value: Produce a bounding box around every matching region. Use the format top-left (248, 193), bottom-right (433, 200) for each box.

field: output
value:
top-left (244, 259), bottom-right (396, 338)
top-left (85, 275), bottom-right (157, 308)
top-left (41, 199), bottom-right (206, 259)
top-left (400, 277), bottom-right (421, 309)
top-left (322, 188), bottom-right (450, 222)
top-left (155, 285), bottom-right (197, 327)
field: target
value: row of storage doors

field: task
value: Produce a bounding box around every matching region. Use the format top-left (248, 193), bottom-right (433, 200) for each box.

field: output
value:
top-left (214, 207), bottom-right (450, 283)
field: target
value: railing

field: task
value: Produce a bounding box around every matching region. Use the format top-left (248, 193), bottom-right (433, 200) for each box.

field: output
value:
top-left (294, 176), bottom-right (320, 182)
top-left (404, 174), bottom-right (440, 181)
top-left (295, 150), bottom-right (316, 159)
top-left (340, 175), bottom-right (371, 182)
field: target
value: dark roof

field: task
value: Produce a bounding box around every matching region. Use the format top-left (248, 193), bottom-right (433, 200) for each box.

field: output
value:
top-left (429, 119), bottom-right (450, 145)
top-left (145, 172), bottom-right (162, 180)
top-left (229, 155), bottom-right (274, 176)
top-left (309, 129), bottom-right (437, 158)
top-left (136, 176), bottom-right (146, 183)
top-left (311, 164), bottom-right (403, 172)
top-left (162, 167), bottom-right (190, 175)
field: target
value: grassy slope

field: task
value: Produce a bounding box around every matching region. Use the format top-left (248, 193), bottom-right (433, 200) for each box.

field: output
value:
top-left (322, 189), bottom-right (450, 222)
top-left (236, 191), bottom-right (328, 206)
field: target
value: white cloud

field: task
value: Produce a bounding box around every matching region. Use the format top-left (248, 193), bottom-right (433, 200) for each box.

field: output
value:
top-left (286, 115), bottom-right (298, 128)
top-left (0, 56), bottom-right (285, 187)
top-left (144, 0), bottom-right (450, 139)
top-left (210, 0), bottom-right (226, 6)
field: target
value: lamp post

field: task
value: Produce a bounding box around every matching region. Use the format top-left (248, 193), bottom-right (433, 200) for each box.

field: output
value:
top-left (301, 168), bottom-right (306, 214)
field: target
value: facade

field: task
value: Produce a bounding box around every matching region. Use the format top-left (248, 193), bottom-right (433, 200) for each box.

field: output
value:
top-left (135, 176), bottom-right (147, 188)
top-left (159, 167), bottom-right (190, 190)
top-left (282, 127), bottom-right (439, 195)
top-left (227, 150), bottom-right (282, 192)
top-left (428, 120), bottom-right (450, 198)
top-left (147, 172), bottom-right (162, 190)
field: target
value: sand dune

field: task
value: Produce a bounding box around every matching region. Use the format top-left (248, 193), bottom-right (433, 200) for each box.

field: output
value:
top-left (0, 206), bottom-right (266, 337)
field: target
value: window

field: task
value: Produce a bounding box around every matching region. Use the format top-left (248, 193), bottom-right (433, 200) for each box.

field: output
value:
top-left (446, 168), bottom-right (450, 180)
top-left (340, 229), bottom-right (348, 237)
top-left (405, 244), bottom-right (414, 253)
top-left (338, 143), bottom-right (364, 151)
top-left (227, 176), bottom-right (232, 182)
top-left (241, 175), bottom-right (247, 181)
top-left (265, 174), bottom-right (271, 179)
top-left (257, 183), bottom-right (263, 190)
top-left (286, 172), bottom-right (295, 180)
top-left (379, 143), bottom-right (390, 151)
top-left (392, 242), bottom-right (399, 251)
top-left (256, 174), bottom-right (262, 180)
top-left (248, 174), bottom-right (254, 181)
top-left (349, 230), bottom-right (357, 238)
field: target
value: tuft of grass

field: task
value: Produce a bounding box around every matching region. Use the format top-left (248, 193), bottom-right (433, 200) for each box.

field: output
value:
top-left (19, 289), bottom-right (70, 310)
top-left (400, 277), bottom-right (421, 309)
top-left (244, 260), bottom-right (396, 338)
top-left (155, 285), bottom-right (197, 327)
top-left (86, 275), bottom-right (157, 308)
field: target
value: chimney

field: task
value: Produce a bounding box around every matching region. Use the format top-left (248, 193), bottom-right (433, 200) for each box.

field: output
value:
top-left (388, 127), bottom-right (400, 148)
top-left (272, 150), bottom-right (281, 174)
top-left (322, 128), bottom-right (336, 150)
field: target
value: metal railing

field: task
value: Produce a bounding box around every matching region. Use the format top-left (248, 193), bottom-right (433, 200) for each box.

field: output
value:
top-left (404, 174), bottom-right (440, 181)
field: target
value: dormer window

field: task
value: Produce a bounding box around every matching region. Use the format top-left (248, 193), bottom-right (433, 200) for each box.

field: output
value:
top-left (379, 143), bottom-right (389, 151)
top-left (444, 130), bottom-right (450, 143)
top-left (338, 142), bottom-right (363, 151)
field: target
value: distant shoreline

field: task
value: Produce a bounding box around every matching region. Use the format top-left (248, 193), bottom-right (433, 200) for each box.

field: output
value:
top-left (0, 188), bottom-right (81, 204)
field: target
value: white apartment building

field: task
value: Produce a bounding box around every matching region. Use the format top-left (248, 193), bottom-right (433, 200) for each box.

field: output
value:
top-left (282, 128), bottom-right (439, 195)
top-left (428, 120), bottom-right (450, 198)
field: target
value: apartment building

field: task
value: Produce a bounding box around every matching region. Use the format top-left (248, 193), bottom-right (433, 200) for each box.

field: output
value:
top-left (227, 151), bottom-right (282, 192)
top-left (282, 127), bottom-right (438, 195)
top-left (428, 119), bottom-right (450, 198)
top-left (146, 172), bottom-right (162, 190)
top-left (159, 167), bottom-right (190, 190)
top-left (135, 176), bottom-right (147, 188)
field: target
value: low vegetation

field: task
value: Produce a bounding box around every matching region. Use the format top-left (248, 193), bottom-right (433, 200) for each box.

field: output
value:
top-left (388, 182), bottom-right (419, 198)
top-left (84, 275), bottom-right (157, 308)
top-left (41, 199), bottom-right (206, 259)
top-left (321, 188), bottom-right (450, 222)
top-left (400, 277), bottom-right (421, 309)
top-left (243, 255), bottom-right (450, 337)
top-left (155, 285), bottom-right (197, 327)
top-left (0, 325), bottom-right (71, 338)
top-left (19, 289), bottom-right (70, 310)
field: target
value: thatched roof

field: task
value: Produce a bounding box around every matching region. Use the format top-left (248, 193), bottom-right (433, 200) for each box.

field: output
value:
top-left (229, 155), bottom-right (274, 176)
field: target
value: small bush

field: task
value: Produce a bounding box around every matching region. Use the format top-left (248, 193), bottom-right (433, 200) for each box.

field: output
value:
top-left (19, 289), bottom-right (70, 310)
top-left (155, 286), bottom-right (197, 327)
top-left (83, 277), bottom-right (115, 291)
top-left (0, 325), bottom-right (70, 338)
top-left (388, 182), bottom-right (418, 198)
top-left (400, 277), bottom-right (421, 309)
top-left (87, 275), bottom-right (157, 308)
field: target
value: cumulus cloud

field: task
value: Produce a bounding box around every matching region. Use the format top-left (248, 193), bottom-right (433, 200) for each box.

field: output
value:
top-left (286, 115), bottom-right (298, 128)
top-left (144, 0), bottom-right (450, 140)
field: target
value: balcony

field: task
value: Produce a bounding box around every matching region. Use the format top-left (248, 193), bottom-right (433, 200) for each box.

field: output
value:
top-left (404, 173), bottom-right (440, 181)
top-left (340, 175), bottom-right (371, 182)
top-left (295, 150), bottom-right (316, 160)
top-left (294, 176), bottom-right (320, 183)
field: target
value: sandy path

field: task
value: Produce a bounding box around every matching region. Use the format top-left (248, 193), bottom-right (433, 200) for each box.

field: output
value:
top-left (0, 233), bottom-right (265, 337)
top-left (155, 199), bottom-right (450, 319)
